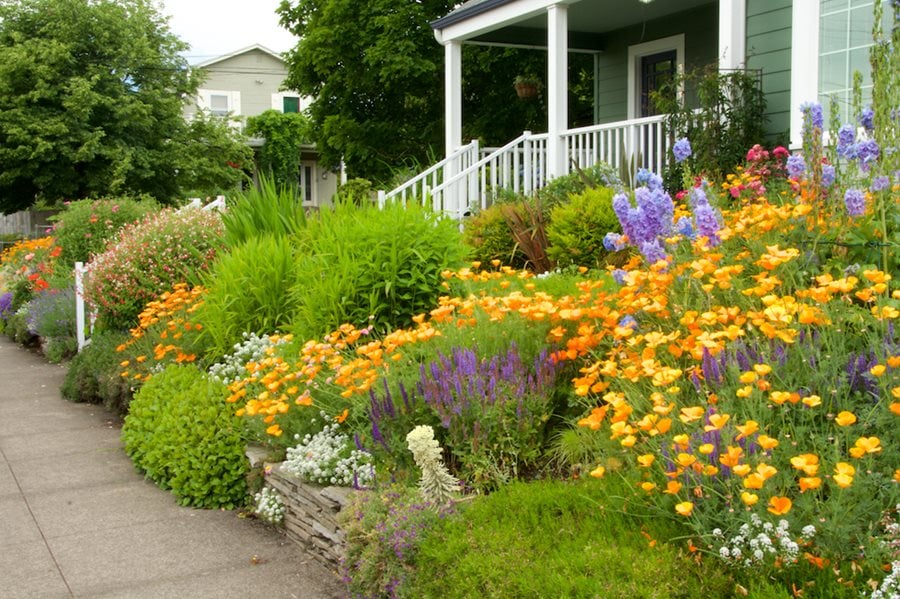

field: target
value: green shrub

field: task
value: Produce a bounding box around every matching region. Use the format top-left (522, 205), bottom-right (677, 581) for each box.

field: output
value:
top-left (221, 176), bottom-right (307, 248)
top-left (48, 197), bottom-right (157, 265)
top-left (83, 208), bottom-right (225, 331)
top-left (462, 203), bottom-right (528, 269)
top-left (24, 285), bottom-right (77, 363)
top-left (408, 479), bottom-right (735, 598)
top-left (546, 186), bottom-right (619, 269)
top-left (289, 201), bottom-right (466, 339)
top-left (122, 364), bottom-right (248, 508)
top-left (334, 178), bottom-right (374, 205)
top-left (535, 161), bottom-right (621, 210)
top-left (197, 235), bottom-right (298, 361)
top-left (61, 330), bottom-right (133, 413)
top-left (245, 110), bottom-right (311, 191)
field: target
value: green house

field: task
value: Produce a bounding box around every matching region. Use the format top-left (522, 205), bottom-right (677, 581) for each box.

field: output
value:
top-left (380, 0), bottom-right (892, 217)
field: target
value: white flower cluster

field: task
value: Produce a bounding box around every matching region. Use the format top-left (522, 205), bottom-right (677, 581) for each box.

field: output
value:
top-left (871, 561), bottom-right (900, 599)
top-left (283, 417), bottom-right (374, 487)
top-left (253, 486), bottom-right (285, 525)
top-left (208, 332), bottom-right (289, 384)
top-left (406, 425), bottom-right (459, 505)
top-left (711, 514), bottom-right (815, 569)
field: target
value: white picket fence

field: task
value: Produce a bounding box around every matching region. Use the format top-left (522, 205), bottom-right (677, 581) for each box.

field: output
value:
top-left (73, 197), bottom-right (226, 352)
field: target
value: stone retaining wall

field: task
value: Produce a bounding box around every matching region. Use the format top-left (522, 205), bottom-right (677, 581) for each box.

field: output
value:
top-left (263, 463), bottom-right (351, 569)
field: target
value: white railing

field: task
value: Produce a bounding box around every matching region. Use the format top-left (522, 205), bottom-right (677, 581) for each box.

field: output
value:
top-left (430, 131), bottom-right (549, 217)
top-left (74, 261), bottom-right (95, 351)
top-left (379, 114), bottom-right (672, 218)
top-left (377, 140), bottom-right (480, 210)
top-left (564, 114), bottom-right (668, 180)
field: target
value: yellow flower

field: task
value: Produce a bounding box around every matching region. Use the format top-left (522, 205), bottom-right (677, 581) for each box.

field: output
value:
top-left (265, 424), bottom-right (283, 437)
top-left (834, 411), bottom-right (857, 427)
top-left (732, 464), bottom-right (751, 477)
top-left (679, 406), bottom-right (705, 423)
top-left (767, 496), bottom-right (792, 515)
top-left (739, 371), bottom-right (758, 384)
top-left (664, 480), bottom-right (682, 495)
top-left (704, 413), bottom-right (730, 431)
top-left (675, 501), bottom-right (694, 517)
top-left (735, 420), bottom-right (759, 440)
top-left (756, 463), bottom-right (778, 479)
top-left (802, 395), bottom-right (822, 408)
top-left (753, 363), bottom-right (772, 376)
top-left (640, 481), bottom-right (657, 492)
top-left (743, 473), bottom-right (765, 489)
top-left (891, 402), bottom-right (900, 416)
top-left (676, 453), bottom-right (697, 468)
top-left (637, 454), bottom-right (656, 468)
top-left (757, 435), bottom-right (779, 450)
top-left (698, 443), bottom-right (715, 455)
top-left (672, 434), bottom-right (690, 448)
top-left (849, 436), bottom-right (882, 458)
top-left (870, 364), bottom-right (886, 377)
top-left (789, 454), bottom-right (820, 476)
top-left (740, 492), bottom-right (759, 506)
top-left (589, 465), bottom-right (606, 478)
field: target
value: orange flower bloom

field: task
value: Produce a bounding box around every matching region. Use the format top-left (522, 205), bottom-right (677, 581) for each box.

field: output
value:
top-left (767, 496), bottom-right (792, 515)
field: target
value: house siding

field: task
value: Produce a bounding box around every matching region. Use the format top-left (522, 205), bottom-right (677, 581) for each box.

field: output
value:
top-left (594, 3), bottom-right (718, 124)
top-left (185, 49), bottom-right (289, 120)
top-left (746, 0), bottom-right (793, 143)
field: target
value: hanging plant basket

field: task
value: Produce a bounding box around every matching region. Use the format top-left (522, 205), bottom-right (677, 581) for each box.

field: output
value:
top-left (514, 82), bottom-right (539, 99)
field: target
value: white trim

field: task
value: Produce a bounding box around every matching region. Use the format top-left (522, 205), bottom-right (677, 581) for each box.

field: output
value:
top-left (445, 41), bottom-right (463, 157)
top-left (547, 3), bottom-right (568, 178)
top-left (300, 161), bottom-right (317, 206)
top-left (718, 0), bottom-right (746, 70)
top-left (197, 89), bottom-right (242, 116)
top-left (194, 44), bottom-right (285, 68)
top-left (789, 0), bottom-right (820, 148)
top-left (271, 91), bottom-right (310, 113)
top-left (434, 0), bottom-right (575, 44)
top-left (626, 34), bottom-right (685, 120)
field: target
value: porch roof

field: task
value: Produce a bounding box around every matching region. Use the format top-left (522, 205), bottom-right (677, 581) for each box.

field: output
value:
top-left (433, 0), bottom-right (714, 51)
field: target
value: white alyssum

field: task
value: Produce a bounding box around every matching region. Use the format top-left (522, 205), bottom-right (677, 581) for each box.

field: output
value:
top-left (283, 416), bottom-right (374, 487)
top-left (406, 425), bottom-right (459, 505)
top-left (871, 561), bottom-right (900, 599)
top-left (253, 486), bottom-right (285, 525)
top-left (208, 332), bottom-right (289, 384)
top-left (711, 516), bottom-right (814, 569)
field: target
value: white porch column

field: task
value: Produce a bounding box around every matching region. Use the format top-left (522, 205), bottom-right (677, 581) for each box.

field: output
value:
top-left (718, 0), bottom-right (746, 70)
top-left (445, 41), bottom-right (463, 158)
top-left (547, 3), bottom-right (568, 179)
top-left (444, 40), bottom-right (463, 215)
top-left (789, 0), bottom-right (820, 148)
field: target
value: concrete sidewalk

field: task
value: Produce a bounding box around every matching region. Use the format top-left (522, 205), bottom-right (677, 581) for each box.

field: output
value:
top-left (0, 337), bottom-right (343, 599)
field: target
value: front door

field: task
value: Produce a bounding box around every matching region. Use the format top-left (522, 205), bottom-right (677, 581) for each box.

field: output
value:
top-left (640, 50), bottom-right (677, 117)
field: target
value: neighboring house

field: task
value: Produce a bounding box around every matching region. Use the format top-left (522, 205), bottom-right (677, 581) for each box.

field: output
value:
top-left (184, 44), bottom-right (337, 207)
top-left (383, 0), bottom-right (891, 217)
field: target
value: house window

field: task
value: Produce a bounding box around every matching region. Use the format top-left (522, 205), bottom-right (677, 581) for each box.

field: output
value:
top-left (300, 163), bottom-right (315, 204)
top-left (209, 94), bottom-right (230, 117)
top-left (818, 0), bottom-right (892, 124)
top-left (640, 50), bottom-right (678, 117)
top-left (283, 96), bottom-right (301, 113)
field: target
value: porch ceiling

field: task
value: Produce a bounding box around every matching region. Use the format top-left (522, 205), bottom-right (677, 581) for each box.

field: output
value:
top-left (435, 0), bottom-right (715, 51)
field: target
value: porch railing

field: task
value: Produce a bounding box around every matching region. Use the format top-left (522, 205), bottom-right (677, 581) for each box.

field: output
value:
top-left (378, 113), bottom-right (672, 218)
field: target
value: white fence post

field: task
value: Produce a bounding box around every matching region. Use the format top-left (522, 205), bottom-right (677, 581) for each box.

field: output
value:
top-left (75, 262), bottom-right (89, 351)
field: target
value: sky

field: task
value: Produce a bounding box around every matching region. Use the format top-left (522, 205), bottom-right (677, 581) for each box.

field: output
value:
top-left (160, 0), bottom-right (299, 64)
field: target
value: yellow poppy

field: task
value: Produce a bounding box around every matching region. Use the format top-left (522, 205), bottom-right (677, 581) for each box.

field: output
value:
top-left (675, 501), bottom-right (694, 517)
top-left (740, 492), bottom-right (759, 506)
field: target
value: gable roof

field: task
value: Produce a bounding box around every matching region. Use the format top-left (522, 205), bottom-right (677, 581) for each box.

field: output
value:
top-left (194, 44), bottom-right (285, 68)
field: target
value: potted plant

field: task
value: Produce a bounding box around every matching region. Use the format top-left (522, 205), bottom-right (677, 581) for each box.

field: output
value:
top-left (513, 75), bottom-right (541, 99)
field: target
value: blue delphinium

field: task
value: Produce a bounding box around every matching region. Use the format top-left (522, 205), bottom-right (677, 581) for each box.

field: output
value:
top-left (675, 216), bottom-right (695, 239)
top-left (856, 139), bottom-right (880, 171)
top-left (822, 164), bottom-right (836, 188)
top-left (858, 106), bottom-right (875, 131)
top-left (837, 125), bottom-right (858, 159)
top-left (871, 175), bottom-right (891, 192)
top-left (673, 138), bottom-right (692, 163)
top-left (786, 154), bottom-right (807, 179)
top-left (690, 185), bottom-right (722, 246)
top-left (800, 101), bottom-right (824, 133)
top-left (603, 232), bottom-right (627, 252)
top-left (844, 188), bottom-right (866, 217)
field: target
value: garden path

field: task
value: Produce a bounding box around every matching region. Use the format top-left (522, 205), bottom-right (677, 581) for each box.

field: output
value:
top-left (0, 337), bottom-right (343, 599)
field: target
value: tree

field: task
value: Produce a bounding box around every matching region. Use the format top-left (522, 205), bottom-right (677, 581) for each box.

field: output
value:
top-left (245, 110), bottom-right (312, 191)
top-left (0, 0), bottom-right (250, 213)
top-left (277, 0), bottom-right (594, 185)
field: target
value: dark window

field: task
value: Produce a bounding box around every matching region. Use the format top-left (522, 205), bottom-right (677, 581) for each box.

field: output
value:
top-left (303, 165), bottom-right (313, 202)
top-left (283, 96), bottom-right (300, 113)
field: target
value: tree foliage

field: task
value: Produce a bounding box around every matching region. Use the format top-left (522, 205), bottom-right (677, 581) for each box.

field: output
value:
top-left (0, 0), bottom-right (249, 213)
top-left (245, 109), bottom-right (311, 191)
top-left (277, 0), bottom-right (594, 185)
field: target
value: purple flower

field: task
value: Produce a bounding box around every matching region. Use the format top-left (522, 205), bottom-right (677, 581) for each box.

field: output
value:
top-left (822, 164), bottom-right (835, 187)
top-left (673, 138), bottom-right (692, 163)
top-left (635, 186), bottom-right (674, 237)
top-left (603, 232), bottom-right (626, 252)
top-left (837, 125), bottom-right (857, 159)
top-left (844, 188), bottom-right (866, 217)
top-left (675, 216), bottom-right (695, 238)
top-left (859, 106), bottom-right (875, 130)
top-left (618, 315), bottom-right (638, 330)
top-left (857, 139), bottom-right (880, 170)
top-left (635, 168), bottom-right (652, 186)
top-left (639, 239), bottom-right (667, 265)
top-left (786, 154), bottom-right (807, 179)
top-left (0, 292), bottom-right (12, 321)
top-left (800, 101), bottom-right (824, 133)
top-left (872, 175), bottom-right (890, 192)
top-left (612, 269), bottom-right (628, 285)
top-left (694, 202), bottom-right (721, 246)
